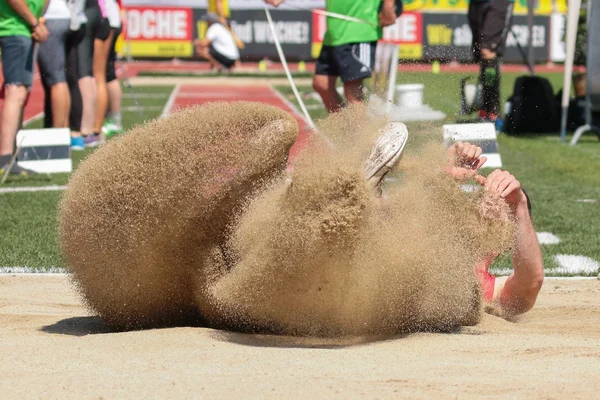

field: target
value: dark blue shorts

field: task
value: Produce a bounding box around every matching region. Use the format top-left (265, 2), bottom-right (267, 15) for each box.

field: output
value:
top-left (315, 41), bottom-right (377, 83)
top-left (0, 35), bottom-right (34, 87)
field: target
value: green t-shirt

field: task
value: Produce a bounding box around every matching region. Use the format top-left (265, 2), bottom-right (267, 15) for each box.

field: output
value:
top-left (0, 0), bottom-right (45, 38)
top-left (323, 0), bottom-right (382, 46)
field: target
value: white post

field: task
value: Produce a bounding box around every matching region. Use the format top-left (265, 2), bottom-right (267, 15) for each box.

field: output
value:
top-left (560, 0), bottom-right (581, 142)
top-left (386, 43), bottom-right (400, 111)
top-left (264, 6), bottom-right (316, 131)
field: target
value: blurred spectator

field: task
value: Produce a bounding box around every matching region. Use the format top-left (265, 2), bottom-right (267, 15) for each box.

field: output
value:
top-left (101, 0), bottom-right (123, 136)
top-left (39, 0), bottom-right (71, 128)
top-left (90, 0), bottom-right (114, 144)
top-left (194, 13), bottom-right (240, 71)
top-left (0, 0), bottom-right (48, 175)
top-left (68, 0), bottom-right (106, 150)
top-left (468, 0), bottom-right (512, 125)
top-left (265, 0), bottom-right (397, 114)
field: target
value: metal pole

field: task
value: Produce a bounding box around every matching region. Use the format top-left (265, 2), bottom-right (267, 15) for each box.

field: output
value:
top-left (560, 0), bottom-right (582, 142)
top-left (386, 44), bottom-right (400, 113)
top-left (527, 0), bottom-right (535, 74)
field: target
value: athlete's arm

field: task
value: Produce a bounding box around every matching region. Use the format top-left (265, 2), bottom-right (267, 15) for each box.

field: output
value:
top-left (379, 0), bottom-right (398, 27)
top-left (264, 0), bottom-right (285, 6)
top-left (475, 170), bottom-right (544, 316)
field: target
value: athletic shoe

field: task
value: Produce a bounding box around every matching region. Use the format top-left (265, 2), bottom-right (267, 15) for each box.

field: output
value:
top-left (71, 136), bottom-right (85, 151)
top-left (84, 133), bottom-right (105, 148)
top-left (102, 120), bottom-right (123, 137)
top-left (364, 122), bottom-right (409, 192)
top-left (0, 156), bottom-right (37, 176)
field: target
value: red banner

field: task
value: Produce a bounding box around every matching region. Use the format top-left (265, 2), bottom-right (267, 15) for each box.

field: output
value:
top-left (125, 6), bottom-right (193, 41)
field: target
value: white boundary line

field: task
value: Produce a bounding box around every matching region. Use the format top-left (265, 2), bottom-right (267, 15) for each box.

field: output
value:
top-left (0, 185), bottom-right (67, 194)
top-left (23, 112), bottom-right (44, 127)
top-left (161, 84), bottom-right (181, 117)
top-left (1, 266), bottom-right (597, 279)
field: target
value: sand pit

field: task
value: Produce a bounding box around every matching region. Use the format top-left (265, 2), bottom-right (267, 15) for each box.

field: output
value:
top-left (0, 275), bottom-right (598, 398)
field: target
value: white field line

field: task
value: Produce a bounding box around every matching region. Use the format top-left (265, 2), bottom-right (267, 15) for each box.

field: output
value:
top-left (176, 92), bottom-right (280, 99)
top-left (161, 84), bottom-right (181, 117)
top-left (1, 271), bottom-right (596, 280)
top-left (0, 266), bottom-right (66, 274)
top-left (0, 185), bottom-right (67, 194)
top-left (537, 232), bottom-right (561, 245)
top-left (122, 105), bottom-right (162, 112)
top-left (123, 93), bottom-right (170, 99)
top-left (23, 112), bottom-right (44, 126)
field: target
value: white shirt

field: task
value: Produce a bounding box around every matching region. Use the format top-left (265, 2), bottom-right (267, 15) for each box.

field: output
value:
top-left (206, 23), bottom-right (240, 61)
top-left (105, 0), bottom-right (121, 28)
top-left (43, 0), bottom-right (71, 20)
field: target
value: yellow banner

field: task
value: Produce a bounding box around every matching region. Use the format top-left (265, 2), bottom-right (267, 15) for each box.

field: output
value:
top-left (117, 40), bottom-right (193, 57)
top-left (402, 0), bottom-right (566, 15)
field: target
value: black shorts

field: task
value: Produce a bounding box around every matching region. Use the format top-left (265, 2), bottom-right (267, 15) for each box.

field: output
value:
top-left (315, 41), bottom-right (377, 83)
top-left (106, 26), bottom-right (122, 82)
top-left (209, 45), bottom-right (236, 69)
top-left (468, 0), bottom-right (511, 60)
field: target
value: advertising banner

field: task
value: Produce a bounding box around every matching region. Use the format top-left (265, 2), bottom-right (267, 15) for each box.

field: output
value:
top-left (227, 9), bottom-right (313, 59)
top-left (122, 0), bottom-right (566, 15)
top-left (422, 13), bottom-right (549, 62)
top-left (124, 6), bottom-right (194, 57)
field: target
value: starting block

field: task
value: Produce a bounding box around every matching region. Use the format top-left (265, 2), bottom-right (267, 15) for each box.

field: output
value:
top-left (443, 123), bottom-right (502, 168)
top-left (16, 128), bottom-right (72, 173)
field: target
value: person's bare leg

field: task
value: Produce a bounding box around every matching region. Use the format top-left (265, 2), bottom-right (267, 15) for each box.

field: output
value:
top-left (343, 78), bottom-right (366, 105)
top-left (313, 74), bottom-right (344, 113)
top-left (50, 83), bottom-right (71, 128)
top-left (0, 84), bottom-right (28, 155)
top-left (107, 80), bottom-right (121, 113)
top-left (93, 33), bottom-right (114, 133)
top-left (78, 76), bottom-right (96, 136)
top-left (106, 79), bottom-right (122, 129)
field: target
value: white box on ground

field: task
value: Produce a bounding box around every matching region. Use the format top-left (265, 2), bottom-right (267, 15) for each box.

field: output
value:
top-left (16, 128), bottom-right (72, 173)
top-left (443, 123), bottom-right (502, 168)
top-left (395, 84), bottom-right (424, 108)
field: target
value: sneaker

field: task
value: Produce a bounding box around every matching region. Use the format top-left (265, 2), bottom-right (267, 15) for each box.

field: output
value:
top-left (364, 122), bottom-right (409, 192)
top-left (71, 136), bottom-right (85, 150)
top-left (0, 156), bottom-right (37, 176)
top-left (102, 120), bottom-right (123, 137)
top-left (84, 133), bottom-right (105, 148)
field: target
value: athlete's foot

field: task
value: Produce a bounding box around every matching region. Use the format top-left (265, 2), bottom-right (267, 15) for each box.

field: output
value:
top-left (364, 122), bottom-right (409, 195)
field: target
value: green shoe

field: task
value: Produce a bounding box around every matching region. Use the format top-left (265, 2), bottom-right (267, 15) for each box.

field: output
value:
top-left (102, 119), bottom-right (124, 137)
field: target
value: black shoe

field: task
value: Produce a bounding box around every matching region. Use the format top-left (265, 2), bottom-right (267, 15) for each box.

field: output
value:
top-left (0, 155), bottom-right (37, 176)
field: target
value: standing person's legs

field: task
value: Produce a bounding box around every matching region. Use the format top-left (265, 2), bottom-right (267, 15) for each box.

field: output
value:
top-left (338, 42), bottom-right (377, 105)
top-left (0, 36), bottom-right (34, 158)
top-left (38, 18), bottom-right (72, 128)
top-left (67, 28), bottom-right (85, 149)
top-left (77, 4), bottom-right (102, 138)
top-left (93, 18), bottom-right (114, 138)
top-left (105, 26), bottom-right (123, 135)
top-left (475, 0), bottom-right (509, 120)
top-left (313, 44), bottom-right (344, 113)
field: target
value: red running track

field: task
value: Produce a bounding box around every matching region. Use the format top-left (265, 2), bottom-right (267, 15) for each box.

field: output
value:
top-left (168, 84), bottom-right (314, 159)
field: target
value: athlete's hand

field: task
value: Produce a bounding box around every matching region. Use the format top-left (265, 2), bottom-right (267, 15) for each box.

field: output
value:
top-left (445, 142), bottom-right (487, 181)
top-left (31, 19), bottom-right (49, 42)
top-left (264, 0), bottom-right (285, 6)
top-left (474, 169), bottom-right (526, 212)
top-left (379, 4), bottom-right (397, 27)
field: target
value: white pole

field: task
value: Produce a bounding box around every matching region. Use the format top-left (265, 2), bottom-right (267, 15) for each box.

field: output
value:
top-left (560, 0), bottom-right (581, 142)
top-left (264, 7), bottom-right (316, 131)
top-left (386, 43), bottom-right (400, 112)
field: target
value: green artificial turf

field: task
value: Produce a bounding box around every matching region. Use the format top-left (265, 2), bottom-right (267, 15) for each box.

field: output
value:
top-left (1, 74), bottom-right (598, 275)
top-left (0, 85), bottom-right (173, 269)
